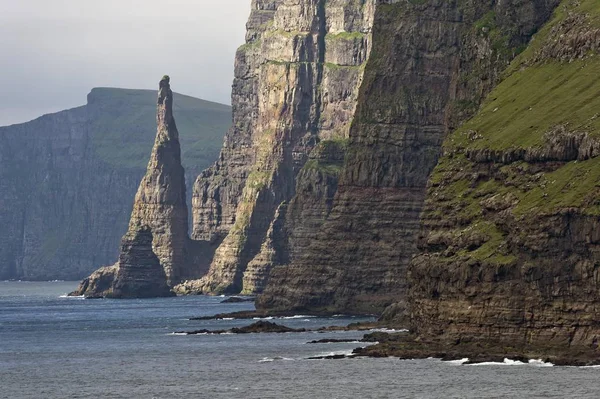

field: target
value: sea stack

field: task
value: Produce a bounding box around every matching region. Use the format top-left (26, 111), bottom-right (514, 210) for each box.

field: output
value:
top-left (71, 76), bottom-right (188, 297)
top-left (110, 227), bottom-right (173, 298)
top-left (125, 75), bottom-right (189, 287)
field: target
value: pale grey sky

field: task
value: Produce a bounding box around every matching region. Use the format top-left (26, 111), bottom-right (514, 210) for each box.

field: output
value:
top-left (0, 0), bottom-right (251, 126)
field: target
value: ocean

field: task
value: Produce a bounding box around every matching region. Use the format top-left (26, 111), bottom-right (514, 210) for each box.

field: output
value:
top-left (0, 281), bottom-right (598, 399)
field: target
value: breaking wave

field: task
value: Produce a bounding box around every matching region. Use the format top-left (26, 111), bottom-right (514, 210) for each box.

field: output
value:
top-left (258, 356), bottom-right (295, 363)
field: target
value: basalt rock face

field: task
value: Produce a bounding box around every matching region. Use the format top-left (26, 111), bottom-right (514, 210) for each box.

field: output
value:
top-left (71, 265), bottom-right (117, 299)
top-left (110, 228), bottom-right (173, 298)
top-left (72, 77), bottom-right (201, 298)
top-left (258, 0), bottom-right (560, 315)
top-left (406, 0), bottom-right (600, 360)
top-left (182, 0), bottom-right (375, 295)
top-left (126, 76), bottom-right (190, 286)
top-left (241, 202), bottom-right (289, 295)
top-left (0, 88), bottom-right (230, 281)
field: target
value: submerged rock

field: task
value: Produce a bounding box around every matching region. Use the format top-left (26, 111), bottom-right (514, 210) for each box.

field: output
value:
top-left (307, 339), bottom-right (360, 344)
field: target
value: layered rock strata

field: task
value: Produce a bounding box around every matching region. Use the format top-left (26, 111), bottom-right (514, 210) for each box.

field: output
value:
top-left (71, 265), bottom-right (118, 299)
top-left (404, 0), bottom-right (600, 360)
top-left (111, 228), bottom-right (173, 298)
top-left (180, 0), bottom-right (375, 295)
top-left (0, 88), bottom-right (229, 281)
top-left (258, 0), bottom-right (560, 314)
top-left (126, 76), bottom-right (190, 286)
top-left (72, 77), bottom-right (198, 297)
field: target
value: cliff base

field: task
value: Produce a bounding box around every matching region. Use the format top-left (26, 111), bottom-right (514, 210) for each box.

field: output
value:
top-left (355, 333), bottom-right (600, 367)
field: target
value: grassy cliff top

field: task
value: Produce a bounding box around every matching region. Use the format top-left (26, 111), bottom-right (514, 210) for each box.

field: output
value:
top-left (449, 0), bottom-right (600, 152)
top-left (430, 0), bottom-right (600, 226)
top-left (88, 87), bottom-right (231, 171)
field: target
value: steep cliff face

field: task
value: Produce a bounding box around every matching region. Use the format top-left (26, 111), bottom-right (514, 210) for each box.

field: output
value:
top-left (111, 228), bottom-right (173, 298)
top-left (72, 77), bottom-right (201, 298)
top-left (258, 0), bottom-right (560, 314)
top-left (0, 88), bottom-right (230, 281)
top-left (182, 0), bottom-right (375, 295)
top-left (407, 0), bottom-right (600, 359)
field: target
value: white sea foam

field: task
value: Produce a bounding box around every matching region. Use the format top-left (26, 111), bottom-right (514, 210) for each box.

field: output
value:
top-left (253, 316), bottom-right (274, 320)
top-left (468, 358), bottom-right (554, 367)
top-left (369, 328), bottom-right (409, 333)
top-left (168, 332), bottom-right (189, 336)
top-left (528, 359), bottom-right (554, 367)
top-left (282, 315), bottom-right (317, 319)
top-left (468, 358), bottom-right (526, 366)
top-left (308, 341), bottom-right (364, 345)
top-left (219, 318), bottom-right (235, 321)
top-left (447, 358), bottom-right (470, 365)
top-left (258, 356), bottom-right (294, 363)
top-left (59, 294), bottom-right (84, 299)
top-left (578, 365), bottom-right (600, 369)
top-left (312, 349), bottom-right (355, 358)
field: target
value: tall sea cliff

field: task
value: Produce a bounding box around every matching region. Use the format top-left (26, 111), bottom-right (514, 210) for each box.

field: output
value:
top-left (72, 0), bottom-right (600, 364)
top-left (177, 0), bottom-right (560, 315)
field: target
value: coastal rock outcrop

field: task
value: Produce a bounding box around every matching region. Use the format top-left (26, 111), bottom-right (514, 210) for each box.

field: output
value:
top-left (110, 228), bottom-right (174, 298)
top-left (72, 76), bottom-right (197, 297)
top-left (178, 321), bottom-right (306, 335)
top-left (125, 75), bottom-right (189, 287)
top-left (70, 265), bottom-right (117, 299)
top-left (0, 88), bottom-right (229, 281)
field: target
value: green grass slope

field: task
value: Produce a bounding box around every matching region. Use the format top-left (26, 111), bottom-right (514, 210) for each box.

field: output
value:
top-left (450, 0), bottom-right (600, 151)
top-left (417, 0), bottom-right (600, 271)
top-left (88, 87), bottom-right (231, 171)
top-left (438, 0), bottom-right (600, 218)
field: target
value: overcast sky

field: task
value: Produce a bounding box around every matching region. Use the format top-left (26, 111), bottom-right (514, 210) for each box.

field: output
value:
top-left (0, 0), bottom-right (251, 126)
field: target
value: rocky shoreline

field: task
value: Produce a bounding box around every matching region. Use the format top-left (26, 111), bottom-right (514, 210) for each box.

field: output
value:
top-left (189, 310), bottom-right (377, 322)
top-left (179, 314), bottom-right (600, 366)
top-left (353, 332), bottom-right (600, 367)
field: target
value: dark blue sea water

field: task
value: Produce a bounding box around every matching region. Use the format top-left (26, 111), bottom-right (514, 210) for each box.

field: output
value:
top-left (0, 281), bottom-right (598, 399)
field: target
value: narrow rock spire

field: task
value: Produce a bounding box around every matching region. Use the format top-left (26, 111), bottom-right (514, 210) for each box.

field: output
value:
top-left (126, 75), bottom-right (189, 288)
top-left (71, 76), bottom-right (190, 297)
top-left (158, 75), bottom-right (176, 132)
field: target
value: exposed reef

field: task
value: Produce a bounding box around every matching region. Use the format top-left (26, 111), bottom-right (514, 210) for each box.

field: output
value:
top-left (176, 321), bottom-right (307, 335)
